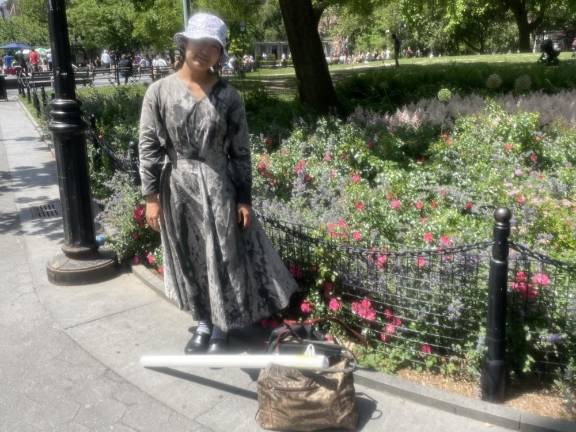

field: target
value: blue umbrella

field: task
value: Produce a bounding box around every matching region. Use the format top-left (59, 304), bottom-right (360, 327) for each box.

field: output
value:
top-left (0, 42), bottom-right (32, 50)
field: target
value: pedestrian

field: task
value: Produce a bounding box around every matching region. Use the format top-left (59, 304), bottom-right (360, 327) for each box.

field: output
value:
top-left (28, 48), bottom-right (39, 72)
top-left (138, 12), bottom-right (298, 355)
top-left (392, 33), bottom-right (401, 67)
top-left (118, 54), bottom-right (133, 84)
top-left (151, 54), bottom-right (168, 80)
top-left (101, 49), bottom-right (111, 69)
top-left (571, 37), bottom-right (576, 58)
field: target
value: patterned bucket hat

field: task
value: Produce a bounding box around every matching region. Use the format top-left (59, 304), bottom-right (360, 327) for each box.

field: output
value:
top-left (174, 12), bottom-right (228, 66)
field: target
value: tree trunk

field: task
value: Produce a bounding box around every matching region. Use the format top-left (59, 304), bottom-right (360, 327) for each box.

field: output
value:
top-left (513, 8), bottom-right (532, 52)
top-left (278, 0), bottom-right (340, 114)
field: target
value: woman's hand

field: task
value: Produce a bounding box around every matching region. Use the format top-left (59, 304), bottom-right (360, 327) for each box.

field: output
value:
top-left (145, 194), bottom-right (162, 232)
top-left (237, 203), bottom-right (251, 230)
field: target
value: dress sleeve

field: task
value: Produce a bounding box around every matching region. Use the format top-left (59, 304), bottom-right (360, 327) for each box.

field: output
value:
top-left (138, 86), bottom-right (164, 196)
top-left (227, 94), bottom-right (252, 206)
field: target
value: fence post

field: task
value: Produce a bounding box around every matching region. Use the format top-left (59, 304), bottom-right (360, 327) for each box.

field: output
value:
top-left (481, 207), bottom-right (512, 402)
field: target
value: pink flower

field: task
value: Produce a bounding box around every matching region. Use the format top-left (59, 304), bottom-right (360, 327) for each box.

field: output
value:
top-left (351, 298), bottom-right (376, 321)
top-left (323, 151), bottom-right (332, 161)
top-left (294, 159), bottom-right (306, 174)
top-left (423, 232), bottom-right (434, 243)
top-left (504, 143), bottom-right (513, 153)
top-left (420, 343), bottom-right (432, 355)
top-left (515, 271), bottom-right (527, 282)
top-left (375, 254), bottom-right (388, 269)
top-left (515, 194), bottom-right (525, 205)
top-left (383, 308), bottom-right (394, 321)
top-left (414, 201), bottom-right (424, 210)
top-left (530, 152), bottom-right (538, 163)
top-left (531, 273), bottom-right (550, 287)
top-left (146, 252), bottom-right (155, 266)
top-left (416, 256), bottom-right (426, 268)
top-left (379, 332), bottom-right (390, 343)
top-left (300, 300), bottom-right (313, 314)
top-left (328, 297), bottom-right (342, 312)
top-left (351, 173), bottom-right (361, 184)
top-left (133, 205), bottom-right (145, 226)
top-left (430, 200), bottom-right (437, 209)
top-left (465, 201), bottom-right (473, 211)
top-left (390, 199), bottom-right (401, 210)
top-left (511, 282), bottom-right (537, 300)
top-left (385, 323), bottom-right (396, 335)
top-left (325, 334), bottom-right (334, 342)
top-left (392, 317), bottom-right (401, 327)
top-left (439, 235), bottom-right (451, 247)
top-left (354, 201), bottom-right (365, 211)
top-left (131, 255), bottom-right (140, 265)
top-left (289, 264), bottom-right (303, 279)
top-left (352, 230), bottom-right (362, 241)
top-left (257, 156), bottom-right (270, 176)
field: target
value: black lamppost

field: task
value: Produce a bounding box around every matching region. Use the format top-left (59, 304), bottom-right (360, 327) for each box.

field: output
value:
top-left (45, 0), bottom-right (116, 285)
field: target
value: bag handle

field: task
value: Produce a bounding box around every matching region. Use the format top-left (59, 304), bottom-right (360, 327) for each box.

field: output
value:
top-left (283, 315), bottom-right (368, 346)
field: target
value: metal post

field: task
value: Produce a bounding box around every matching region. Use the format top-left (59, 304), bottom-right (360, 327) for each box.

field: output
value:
top-left (182, 0), bottom-right (190, 28)
top-left (481, 208), bottom-right (512, 402)
top-left (45, 0), bottom-right (116, 285)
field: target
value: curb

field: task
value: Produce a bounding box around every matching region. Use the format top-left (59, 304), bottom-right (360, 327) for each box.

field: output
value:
top-left (131, 263), bottom-right (574, 432)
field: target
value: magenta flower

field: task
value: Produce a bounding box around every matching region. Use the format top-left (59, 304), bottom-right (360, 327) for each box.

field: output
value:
top-left (414, 201), bottom-right (424, 210)
top-left (351, 230), bottom-right (362, 241)
top-left (375, 254), bottom-right (388, 269)
top-left (300, 300), bottom-right (313, 314)
top-left (465, 201), bottom-right (473, 211)
top-left (146, 252), bottom-right (155, 266)
top-left (439, 235), bottom-right (451, 247)
top-left (351, 173), bottom-right (361, 184)
top-left (383, 308), bottom-right (394, 321)
top-left (420, 343), bottom-right (432, 355)
top-left (385, 323), bottom-right (396, 335)
top-left (515, 271), bottom-right (527, 282)
top-left (390, 199), bottom-right (401, 210)
top-left (328, 297), bottom-right (342, 312)
top-left (503, 143), bottom-right (513, 153)
top-left (133, 205), bottom-right (145, 227)
top-left (530, 152), bottom-right (538, 163)
top-left (351, 298), bottom-right (376, 321)
top-left (354, 201), bottom-right (365, 211)
top-left (511, 281), bottom-right (537, 300)
top-left (416, 256), bottom-right (426, 268)
top-left (293, 159), bottom-right (306, 174)
top-left (531, 273), bottom-right (550, 287)
top-left (323, 151), bottom-right (332, 161)
top-left (423, 232), bottom-right (434, 243)
top-left (515, 194), bottom-right (525, 205)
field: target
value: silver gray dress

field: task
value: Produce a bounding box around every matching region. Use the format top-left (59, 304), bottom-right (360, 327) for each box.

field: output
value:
top-left (138, 74), bottom-right (298, 331)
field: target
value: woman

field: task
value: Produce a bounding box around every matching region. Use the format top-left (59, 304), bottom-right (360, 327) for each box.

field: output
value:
top-left (138, 13), bottom-right (298, 354)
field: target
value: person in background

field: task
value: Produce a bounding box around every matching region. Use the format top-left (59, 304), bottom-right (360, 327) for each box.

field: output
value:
top-left (118, 54), bottom-right (133, 84)
top-left (392, 33), bottom-right (401, 67)
top-left (101, 49), bottom-right (111, 69)
top-left (28, 48), bottom-right (39, 72)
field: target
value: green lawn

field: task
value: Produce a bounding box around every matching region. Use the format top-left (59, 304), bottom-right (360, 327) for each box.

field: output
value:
top-left (246, 52), bottom-right (576, 78)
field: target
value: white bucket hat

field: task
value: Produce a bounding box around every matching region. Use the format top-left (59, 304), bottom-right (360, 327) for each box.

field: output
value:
top-left (174, 12), bottom-right (228, 66)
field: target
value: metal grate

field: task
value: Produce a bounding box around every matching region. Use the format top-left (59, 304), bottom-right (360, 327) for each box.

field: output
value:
top-left (31, 201), bottom-right (60, 219)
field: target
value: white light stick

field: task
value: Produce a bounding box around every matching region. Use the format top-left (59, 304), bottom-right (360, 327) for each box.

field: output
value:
top-left (140, 354), bottom-right (330, 370)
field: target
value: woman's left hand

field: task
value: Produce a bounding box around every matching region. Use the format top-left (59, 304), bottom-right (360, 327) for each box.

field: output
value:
top-left (237, 204), bottom-right (251, 230)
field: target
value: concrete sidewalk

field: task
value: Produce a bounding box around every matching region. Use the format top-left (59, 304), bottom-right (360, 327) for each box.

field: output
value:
top-left (0, 93), bottom-right (512, 432)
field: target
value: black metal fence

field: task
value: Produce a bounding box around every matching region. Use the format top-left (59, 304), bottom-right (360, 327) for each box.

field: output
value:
top-left (86, 115), bottom-right (576, 403)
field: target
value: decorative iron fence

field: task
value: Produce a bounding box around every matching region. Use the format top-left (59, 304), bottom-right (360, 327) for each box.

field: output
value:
top-left (85, 114), bottom-right (576, 403)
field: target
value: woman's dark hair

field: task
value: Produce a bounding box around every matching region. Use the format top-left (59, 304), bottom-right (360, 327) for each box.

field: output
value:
top-left (173, 45), bottom-right (186, 71)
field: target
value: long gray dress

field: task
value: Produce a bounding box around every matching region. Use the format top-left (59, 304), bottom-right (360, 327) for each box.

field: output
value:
top-left (138, 74), bottom-right (298, 331)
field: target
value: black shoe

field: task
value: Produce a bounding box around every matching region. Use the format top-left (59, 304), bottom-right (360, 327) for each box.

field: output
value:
top-left (184, 331), bottom-right (210, 355)
top-left (206, 338), bottom-right (228, 355)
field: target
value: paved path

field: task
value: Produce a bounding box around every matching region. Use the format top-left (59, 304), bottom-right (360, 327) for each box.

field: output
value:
top-left (0, 94), bottom-right (509, 431)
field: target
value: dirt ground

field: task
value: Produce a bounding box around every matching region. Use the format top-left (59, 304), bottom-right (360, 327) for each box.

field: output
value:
top-left (396, 369), bottom-right (575, 421)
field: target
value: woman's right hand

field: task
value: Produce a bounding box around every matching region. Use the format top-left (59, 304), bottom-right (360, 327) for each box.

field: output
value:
top-left (145, 194), bottom-right (161, 232)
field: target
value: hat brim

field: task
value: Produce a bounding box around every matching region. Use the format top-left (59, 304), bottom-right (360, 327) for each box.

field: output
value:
top-left (174, 33), bottom-right (228, 67)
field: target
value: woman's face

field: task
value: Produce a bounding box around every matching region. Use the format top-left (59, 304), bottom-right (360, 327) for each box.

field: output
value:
top-left (185, 38), bottom-right (222, 71)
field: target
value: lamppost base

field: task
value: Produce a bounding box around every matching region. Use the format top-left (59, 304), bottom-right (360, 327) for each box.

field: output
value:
top-left (47, 250), bottom-right (118, 286)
